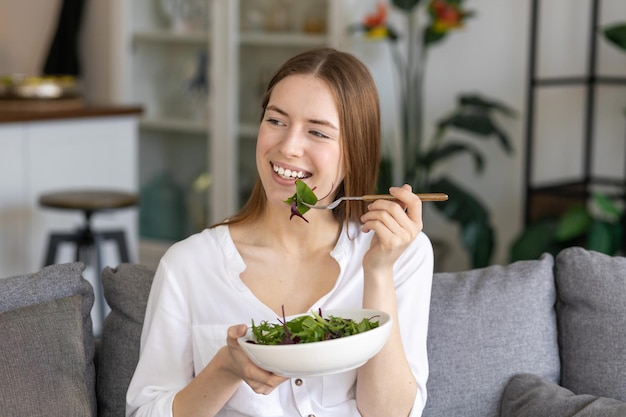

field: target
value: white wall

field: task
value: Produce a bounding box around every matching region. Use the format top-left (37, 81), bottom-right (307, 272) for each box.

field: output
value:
top-left (1, 0), bottom-right (625, 271)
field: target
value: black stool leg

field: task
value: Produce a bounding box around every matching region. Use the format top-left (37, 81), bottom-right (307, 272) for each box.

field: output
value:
top-left (43, 232), bottom-right (82, 266)
top-left (93, 233), bottom-right (106, 327)
top-left (90, 229), bottom-right (131, 331)
top-left (99, 230), bottom-right (131, 263)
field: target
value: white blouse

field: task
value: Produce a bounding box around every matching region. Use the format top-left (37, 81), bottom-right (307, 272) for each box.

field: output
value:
top-left (126, 223), bottom-right (433, 417)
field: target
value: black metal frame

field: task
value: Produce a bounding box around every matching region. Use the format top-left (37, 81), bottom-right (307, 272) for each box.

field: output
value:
top-left (524, 0), bottom-right (626, 226)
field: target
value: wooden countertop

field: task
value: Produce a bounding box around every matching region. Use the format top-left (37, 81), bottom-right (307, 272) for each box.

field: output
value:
top-left (0, 103), bottom-right (143, 124)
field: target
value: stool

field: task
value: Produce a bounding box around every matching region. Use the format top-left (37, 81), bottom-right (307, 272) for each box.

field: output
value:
top-left (40, 189), bottom-right (138, 327)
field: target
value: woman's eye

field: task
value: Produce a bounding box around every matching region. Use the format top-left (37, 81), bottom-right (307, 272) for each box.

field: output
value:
top-left (310, 130), bottom-right (330, 140)
top-left (266, 118), bottom-right (284, 126)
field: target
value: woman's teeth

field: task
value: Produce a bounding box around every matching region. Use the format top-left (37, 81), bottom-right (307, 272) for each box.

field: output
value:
top-left (273, 164), bottom-right (308, 179)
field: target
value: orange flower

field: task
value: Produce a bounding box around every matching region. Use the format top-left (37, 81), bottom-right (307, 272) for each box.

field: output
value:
top-left (350, 1), bottom-right (398, 41)
top-left (429, 0), bottom-right (465, 33)
top-left (364, 1), bottom-right (388, 29)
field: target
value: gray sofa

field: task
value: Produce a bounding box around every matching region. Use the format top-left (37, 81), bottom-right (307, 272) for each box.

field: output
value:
top-left (1, 246), bottom-right (625, 417)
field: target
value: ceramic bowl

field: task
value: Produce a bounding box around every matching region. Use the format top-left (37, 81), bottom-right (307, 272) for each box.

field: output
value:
top-left (237, 308), bottom-right (392, 377)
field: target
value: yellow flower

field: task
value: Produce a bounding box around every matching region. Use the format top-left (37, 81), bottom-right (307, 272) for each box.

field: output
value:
top-left (366, 26), bottom-right (391, 40)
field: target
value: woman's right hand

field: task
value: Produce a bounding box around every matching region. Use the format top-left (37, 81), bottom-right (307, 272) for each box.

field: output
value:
top-left (223, 324), bottom-right (288, 394)
top-left (173, 325), bottom-right (287, 416)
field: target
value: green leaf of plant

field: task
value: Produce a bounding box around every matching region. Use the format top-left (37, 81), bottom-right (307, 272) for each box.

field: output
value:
top-left (428, 176), bottom-right (494, 267)
top-left (423, 26), bottom-right (447, 46)
top-left (377, 156), bottom-right (394, 194)
top-left (586, 220), bottom-right (616, 254)
top-left (490, 123), bottom-right (515, 154)
top-left (509, 218), bottom-right (560, 262)
top-left (438, 113), bottom-right (491, 134)
top-left (593, 192), bottom-right (622, 220)
top-left (420, 141), bottom-right (485, 174)
top-left (392, 0), bottom-right (423, 13)
top-left (459, 94), bottom-right (517, 117)
top-left (554, 206), bottom-right (591, 241)
top-left (602, 23), bottom-right (626, 52)
top-left (460, 219), bottom-right (494, 268)
top-left (609, 220), bottom-right (624, 254)
top-left (437, 113), bottom-right (514, 154)
top-left (429, 177), bottom-right (488, 224)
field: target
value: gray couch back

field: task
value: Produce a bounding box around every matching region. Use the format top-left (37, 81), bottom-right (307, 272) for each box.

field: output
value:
top-left (2, 247), bottom-right (626, 417)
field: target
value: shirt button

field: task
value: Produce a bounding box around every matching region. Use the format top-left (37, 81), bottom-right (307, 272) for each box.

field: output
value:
top-left (294, 378), bottom-right (303, 386)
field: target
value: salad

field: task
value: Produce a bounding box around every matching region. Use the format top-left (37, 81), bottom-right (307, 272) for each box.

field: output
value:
top-left (284, 179), bottom-right (318, 223)
top-left (248, 308), bottom-right (381, 345)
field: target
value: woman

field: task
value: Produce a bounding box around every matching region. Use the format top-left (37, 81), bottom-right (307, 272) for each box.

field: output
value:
top-left (127, 47), bottom-right (433, 417)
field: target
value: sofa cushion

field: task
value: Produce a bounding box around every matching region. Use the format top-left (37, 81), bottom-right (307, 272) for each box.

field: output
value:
top-left (556, 247), bottom-right (626, 401)
top-left (500, 373), bottom-right (626, 417)
top-left (422, 254), bottom-right (559, 417)
top-left (97, 263), bottom-right (155, 417)
top-left (0, 262), bottom-right (95, 417)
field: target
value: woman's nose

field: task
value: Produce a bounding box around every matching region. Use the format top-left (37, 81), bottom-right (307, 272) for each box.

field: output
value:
top-left (278, 128), bottom-right (305, 157)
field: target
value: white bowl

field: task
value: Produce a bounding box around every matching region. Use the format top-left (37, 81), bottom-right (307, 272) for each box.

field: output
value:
top-left (237, 308), bottom-right (392, 377)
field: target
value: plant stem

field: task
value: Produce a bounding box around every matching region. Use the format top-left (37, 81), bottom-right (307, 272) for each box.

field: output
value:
top-left (389, 42), bottom-right (409, 185)
top-left (404, 8), bottom-right (427, 190)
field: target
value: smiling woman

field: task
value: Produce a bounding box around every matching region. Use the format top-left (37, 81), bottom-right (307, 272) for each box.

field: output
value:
top-left (255, 73), bottom-right (344, 214)
top-left (227, 47), bottom-right (382, 226)
top-left (126, 48), bottom-right (434, 417)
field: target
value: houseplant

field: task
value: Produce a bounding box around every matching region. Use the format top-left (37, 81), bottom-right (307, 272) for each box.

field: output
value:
top-left (603, 22), bottom-right (626, 55)
top-left (351, 0), bottom-right (516, 268)
top-left (510, 21), bottom-right (626, 261)
top-left (510, 193), bottom-right (623, 261)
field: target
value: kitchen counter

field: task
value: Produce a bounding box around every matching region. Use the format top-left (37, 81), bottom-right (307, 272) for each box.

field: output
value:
top-left (0, 103), bottom-right (143, 123)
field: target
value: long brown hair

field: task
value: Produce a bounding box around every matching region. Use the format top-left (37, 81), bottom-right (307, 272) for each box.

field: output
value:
top-left (215, 48), bottom-right (381, 227)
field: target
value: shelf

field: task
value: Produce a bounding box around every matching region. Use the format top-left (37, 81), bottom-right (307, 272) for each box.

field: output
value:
top-left (530, 178), bottom-right (626, 198)
top-left (125, 0), bottom-right (340, 225)
top-left (532, 75), bottom-right (626, 87)
top-left (239, 31), bottom-right (328, 46)
top-left (133, 30), bottom-right (209, 45)
top-left (526, 178), bottom-right (626, 223)
top-left (523, 0), bottom-right (626, 226)
top-left (140, 118), bottom-right (208, 135)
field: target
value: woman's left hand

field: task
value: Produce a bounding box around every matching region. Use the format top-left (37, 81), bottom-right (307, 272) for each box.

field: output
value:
top-left (360, 184), bottom-right (423, 272)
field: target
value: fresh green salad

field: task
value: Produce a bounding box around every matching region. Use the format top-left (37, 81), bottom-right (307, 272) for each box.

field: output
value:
top-left (284, 179), bottom-right (318, 223)
top-left (248, 308), bottom-right (380, 345)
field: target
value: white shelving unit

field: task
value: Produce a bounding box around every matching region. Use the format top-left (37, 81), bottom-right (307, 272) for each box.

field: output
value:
top-left (121, 0), bottom-right (346, 263)
top-left (235, 0), bottom-right (344, 201)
